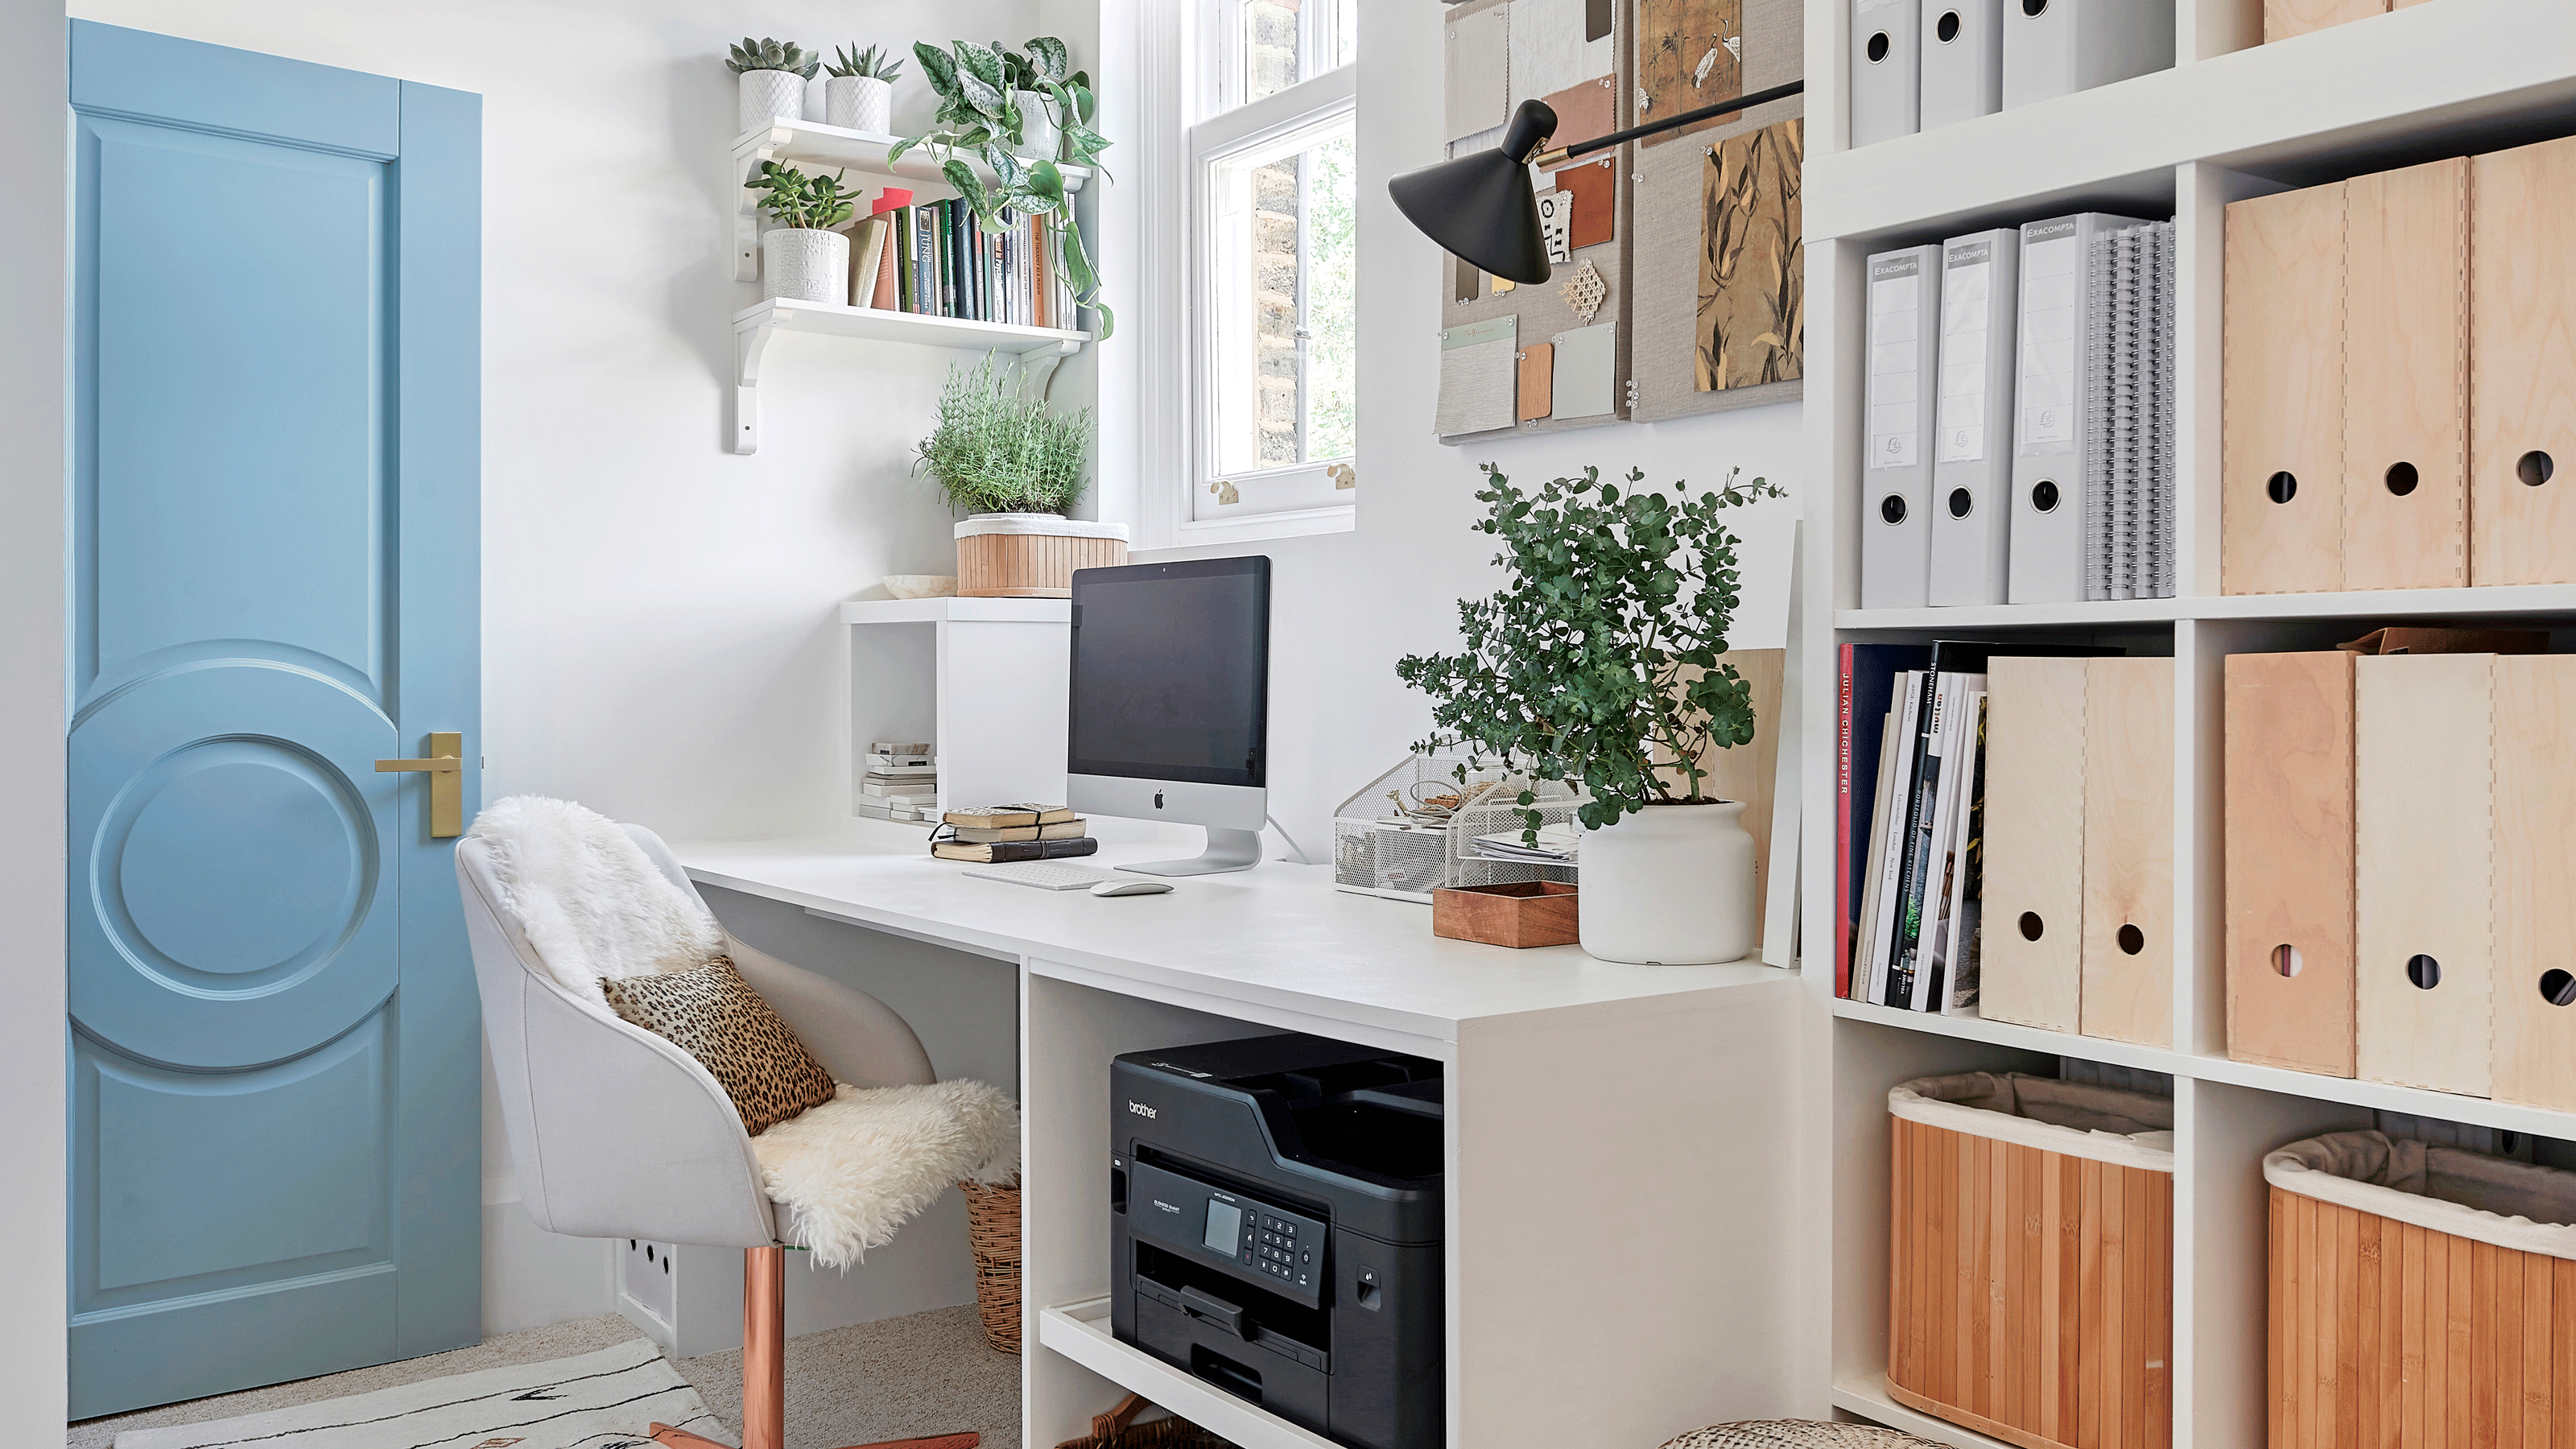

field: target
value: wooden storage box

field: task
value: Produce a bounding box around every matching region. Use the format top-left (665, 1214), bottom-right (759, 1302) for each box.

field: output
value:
top-left (1431, 881), bottom-right (1578, 948)
top-left (2266, 1131), bottom-right (2576, 1447)
top-left (1887, 1073), bottom-right (2174, 1449)
top-left (955, 515), bottom-right (1129, 598)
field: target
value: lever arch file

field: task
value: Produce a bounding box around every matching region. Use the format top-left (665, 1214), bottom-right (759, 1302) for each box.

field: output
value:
top-left (2493, 654), bottom-right (2576, 1111)
top-left (2007, 212), bottom-right (2151, 604)
top-left (2225, 651), bottom-right (2356, 1078)
top-left (1978, 655), bottom-right (2087, 1032)
top-left (2079, 657), bottom-right (2173, 1047)
top-left (1927, 229), bottom-right (2019, 605)
top-left (1863, 246), bottom-right (1943, 609)
top-left (2223, 182), bottom-right (2347, 595)
top-left (2002, 0), bottom-right (2174, 109)
top-left (1852, 0), bottom-right (1922, 147)
top-left (2355, 653), bottom-right (2495, 1098)
top-left (1920, 0), bottom-right (2001, 130)
top-left (2344, 158), bottom-right (2468, 592)
top-left (2471, 135), bottom-right (2576, 586)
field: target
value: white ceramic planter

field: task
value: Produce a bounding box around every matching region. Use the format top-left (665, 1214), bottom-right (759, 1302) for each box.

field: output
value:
top-left (1013, 90), bottom-right (1060, 160)
top-left (762, 227), bottom-right (849, 305)
top-left (738, 69), bottom-right (808, 133)
top-left (1576, 800), bottom-right (1758, 964)
top-left (825, 75), bottom-right (893, 133)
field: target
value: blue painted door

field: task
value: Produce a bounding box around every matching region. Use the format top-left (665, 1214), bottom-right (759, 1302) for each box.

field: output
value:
top-left (66, 22), bottom-right (482, 1418)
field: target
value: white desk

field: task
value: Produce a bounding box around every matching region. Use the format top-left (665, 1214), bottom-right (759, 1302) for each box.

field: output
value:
top-left (675, 823), bottom-right (1806, 1449)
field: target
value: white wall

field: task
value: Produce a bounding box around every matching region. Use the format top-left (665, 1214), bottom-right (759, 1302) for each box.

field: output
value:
top-left (1132, 0), bottom-right (1805, 857)
top-left (0, 0), bottom-right (70, 1439)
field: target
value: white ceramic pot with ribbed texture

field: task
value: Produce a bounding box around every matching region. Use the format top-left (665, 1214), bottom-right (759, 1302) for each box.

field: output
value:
top-left (737, 69), bottom-right (807, 132)
top-left (825, 76), bottom-right (892, 133)
top-left (1575, 800), bottom-right (1757, 964)
top-left (762, 228), bottom-right (848, 305)
top-left (1013, 91), bottom-right (1060, 160)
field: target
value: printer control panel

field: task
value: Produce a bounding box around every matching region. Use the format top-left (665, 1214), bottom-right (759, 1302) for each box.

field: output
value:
top-left (1127, 1158), bottom-right (1327, 1305)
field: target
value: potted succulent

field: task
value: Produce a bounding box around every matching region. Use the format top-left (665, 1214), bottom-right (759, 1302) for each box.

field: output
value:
top-left (824, 43), bottom-right (902, 134)
top-left (890, 38), bottom-right (1114, 337)
top-left (750, 161), bottom-right (860, 305)
top-left (1397, 463), bottom-right (1785, 965)
top-left (729, 37), bottom-right (819, 134)
top-left (915, 358), bottom-right (1124, 597)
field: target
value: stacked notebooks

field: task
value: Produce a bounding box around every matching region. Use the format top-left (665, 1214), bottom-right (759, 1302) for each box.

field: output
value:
top-left (857, 742), bottom-right (938, 822)
top-left (930, 803), bottom-right (1096, 863)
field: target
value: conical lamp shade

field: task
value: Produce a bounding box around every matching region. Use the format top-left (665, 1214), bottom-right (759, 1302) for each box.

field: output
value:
top-left (1386, 99), bottom-right (1558, 286)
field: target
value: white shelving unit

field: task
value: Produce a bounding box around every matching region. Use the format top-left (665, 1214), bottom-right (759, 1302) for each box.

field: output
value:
top-left (840, 595), bottom-right (1071, 817)
top-left (1794, 3), bottom-right (2576, 1444)
top-left (728, 121), bottom-right (1096, 453)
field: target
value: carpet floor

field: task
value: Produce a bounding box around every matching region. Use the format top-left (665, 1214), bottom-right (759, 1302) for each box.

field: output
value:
top-left (68, 1306), bottom-right (1021, 1449)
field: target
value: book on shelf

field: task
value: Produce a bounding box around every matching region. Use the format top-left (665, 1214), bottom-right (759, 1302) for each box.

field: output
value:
top-left (869, 741), bottom-right (932, 755)
top-left (859, 783), bottom-right (937, 801)
top-left (1837, 642), bottom-right (1930, 994)
top-left (861, 766), bottom-right (938, 782)
top-left (845, 215), bottom-right (891, 310)
top-left (943, 803), bottom-right (1077, 829)
top-left (947, 819), bottom-right (1087, 844)
top-left (931, 836), bottom-right (1100, 863)
top-left (868, 751), bottom-right (935, 770)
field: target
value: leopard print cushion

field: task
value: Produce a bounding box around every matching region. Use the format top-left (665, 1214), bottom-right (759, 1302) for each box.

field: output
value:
top-left (601, 956), bottom-right (837, 1135)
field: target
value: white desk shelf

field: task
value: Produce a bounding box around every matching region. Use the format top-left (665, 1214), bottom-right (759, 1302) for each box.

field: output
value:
top-left (733, 299), bottom-right (1088, 456)
top-left (1035, 1302), bottom-right (1340, 1449)
top-left (840, 597), bottom-right (1070, 818)
top-left (731, 118), bottom-right (1091, 283)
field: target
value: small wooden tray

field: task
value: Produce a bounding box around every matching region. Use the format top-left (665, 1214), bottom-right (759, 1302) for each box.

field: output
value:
top-left (1431, 881), bottom-right (1579, 948)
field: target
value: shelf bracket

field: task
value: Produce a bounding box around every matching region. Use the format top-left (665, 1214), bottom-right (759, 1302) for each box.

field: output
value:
top-left (733, 125), bottom-right (796, 283)
top-left (1018, 338), bottom-right (1081, 402)
top-left (733, 311), bottom-right (787, 455)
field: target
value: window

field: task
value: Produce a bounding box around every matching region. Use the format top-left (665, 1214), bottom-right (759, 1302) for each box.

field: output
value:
top-left (1136, 2), bottom-right (1359, 543)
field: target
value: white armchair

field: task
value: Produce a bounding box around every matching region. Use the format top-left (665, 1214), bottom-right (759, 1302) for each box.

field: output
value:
top-left (457, 823), bottom-right (976, 1449)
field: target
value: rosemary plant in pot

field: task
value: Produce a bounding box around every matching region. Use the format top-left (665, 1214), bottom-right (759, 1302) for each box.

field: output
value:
top-left (1397, 463), bottom-right (1784, 964)
top-left (916, 359), bottom-right (1125, 597)
top-left (728, 37), bottom-right (818, 133)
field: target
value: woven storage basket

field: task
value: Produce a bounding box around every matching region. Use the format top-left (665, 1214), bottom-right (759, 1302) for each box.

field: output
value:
top-left (959, 1178), bottom-right (1022, 1354)
top-left (1886, 1072), bottom-right (2175, 1449)
top-left (2264, 1131), bottom-right (2576, 1447)
top-left (1053, 1393), bottom-right (1233, 1449)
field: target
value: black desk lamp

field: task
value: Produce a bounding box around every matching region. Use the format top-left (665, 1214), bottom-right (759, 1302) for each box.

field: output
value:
top-left (1388, 78), bottom-right (1808, 285)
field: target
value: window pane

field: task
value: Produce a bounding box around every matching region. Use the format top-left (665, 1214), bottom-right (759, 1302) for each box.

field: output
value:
top-left (1208, 122), bottom-right (1356, 479)
top-left (1241, 0), bottom-right (1301, 102)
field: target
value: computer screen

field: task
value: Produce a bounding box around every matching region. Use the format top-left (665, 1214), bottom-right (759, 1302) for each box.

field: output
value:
top-left (1067, 557), bottom-right (1269, 788)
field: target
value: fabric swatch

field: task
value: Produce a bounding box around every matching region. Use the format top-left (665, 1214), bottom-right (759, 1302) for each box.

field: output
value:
top-left (1550, 156), bottom-right (1618, 250)
top-left (1541, 76), bottom-right (1620, 150)
top-left (1551, 320), bottom-right (1619, 419)
top-left (1637, 0), bottom-right (1744, 146)
top-left (1444, 3), bottom-right (1512, 142)
top-left (1536, 188), bottom-right (1572, 263)
top-left (1697, 117), bottom-right (1804, 390)
top-left (1456, 253), bottom-right (1483, 304)
top-left (1520, 342), bottom-right (1556, 421)
top-left (1511, 0), bottom-right (1594, 107)
top-left (1438, 316), bottom-right (1520, 437)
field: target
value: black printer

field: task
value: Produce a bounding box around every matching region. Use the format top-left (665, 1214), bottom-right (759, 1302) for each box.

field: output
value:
top-left (1110, 1034), bottom-right (1443, 1449)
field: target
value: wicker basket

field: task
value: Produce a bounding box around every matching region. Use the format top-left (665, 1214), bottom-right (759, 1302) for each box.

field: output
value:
top-left (959, 1178), bottom-right (1022, 1354)
top-left (1053, 1393), bottom-right (1234, 1449)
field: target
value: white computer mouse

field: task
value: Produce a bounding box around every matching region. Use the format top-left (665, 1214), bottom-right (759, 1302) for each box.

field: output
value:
top-left (1091, 879), bottom-right (1174, 897)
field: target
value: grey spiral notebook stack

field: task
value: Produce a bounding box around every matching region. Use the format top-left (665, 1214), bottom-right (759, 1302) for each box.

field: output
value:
top-left (2081, 221), bottom-right (2177, 601)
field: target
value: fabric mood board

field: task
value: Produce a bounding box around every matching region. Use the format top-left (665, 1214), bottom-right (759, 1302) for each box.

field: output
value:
top-left (1435, 0), bottom-right (1803, 443)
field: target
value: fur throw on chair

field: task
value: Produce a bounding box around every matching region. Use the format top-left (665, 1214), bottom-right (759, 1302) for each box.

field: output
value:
top-left (753, 1079), bottom-right (1022, 1269)
top-left (464, 795), bottom-right (729, 1004)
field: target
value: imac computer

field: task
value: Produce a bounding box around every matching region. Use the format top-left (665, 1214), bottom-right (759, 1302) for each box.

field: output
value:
top-left (1065, 556), bottom-right (1270, 876)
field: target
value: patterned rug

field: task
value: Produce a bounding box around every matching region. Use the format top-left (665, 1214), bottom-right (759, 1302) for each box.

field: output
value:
top-left (112, 1340), bottom-right (720, 1449)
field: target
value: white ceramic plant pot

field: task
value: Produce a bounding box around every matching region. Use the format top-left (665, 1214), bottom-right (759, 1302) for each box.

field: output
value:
top-left (738, 69), bottom-right (808, 133)
top-left (762, 227), bottom-right (849, 305)
top-left (1013, 90), bottom-right (1061, 160)
top-left (1576, 800), bottom-right (1758, 965)
top-left (954, 514), bottom-right (1129, 597)
top-left (825, 75), bottom-right (893, 133)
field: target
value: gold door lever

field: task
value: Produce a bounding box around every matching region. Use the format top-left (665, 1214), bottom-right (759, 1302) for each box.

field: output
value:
top-left (377, 732), bottom-right (466, 838)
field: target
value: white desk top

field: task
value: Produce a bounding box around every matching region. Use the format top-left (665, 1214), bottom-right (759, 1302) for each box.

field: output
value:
top-left (672, 822), bottom-right (1794, 1047)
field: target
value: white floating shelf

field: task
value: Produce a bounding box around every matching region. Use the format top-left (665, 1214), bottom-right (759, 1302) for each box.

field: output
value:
top-left (1829, 997), bottom-right (2187, 1077)
top-left (840, 597), bottom-right (1070, 625)
top-left (1807, 0), bottom-right (2576, 242)
top-left (732, 118), bottom-right (1091, 283)
top-left (1035, 1301), bottom-right (1343, 1449)
top-left (731, 298), bottom-right (1089, 456)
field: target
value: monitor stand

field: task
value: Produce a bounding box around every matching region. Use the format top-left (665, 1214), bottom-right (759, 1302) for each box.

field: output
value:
top-left (1118, 827), bottom-right (1263, 877)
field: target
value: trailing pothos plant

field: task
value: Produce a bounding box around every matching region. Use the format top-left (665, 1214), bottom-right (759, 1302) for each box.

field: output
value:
top-left (1394, 463), bottom-right (1786, 842)
top-left (888, 37), bottom-right (1114, 338)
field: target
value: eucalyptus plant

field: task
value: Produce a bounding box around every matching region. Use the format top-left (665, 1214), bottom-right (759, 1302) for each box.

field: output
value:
top-left (726, 37), bottom-right (819, 77)
top-left (914, 358), bottom-right (1092, 516)
top-left (826, 43), bottom-right (903, 80)
top-left (1395, 463), bottom-right (1786, 840)
top-left (888, 37), bottom-right (1113, 338)
top-left (749, 160), bottom-right (860, 230)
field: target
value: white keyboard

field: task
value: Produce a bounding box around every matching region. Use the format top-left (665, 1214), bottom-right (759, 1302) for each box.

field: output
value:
top-left (960, 861), bottom-right (1128, 891)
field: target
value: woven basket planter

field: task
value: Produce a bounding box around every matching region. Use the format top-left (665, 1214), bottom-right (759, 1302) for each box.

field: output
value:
top-left (1052, 1393), bottom-right (1233, 1449)
top-left (960, 1177), bottom-right (1022, 1354)
top-left (955, 514), bottom-right (1129, 598)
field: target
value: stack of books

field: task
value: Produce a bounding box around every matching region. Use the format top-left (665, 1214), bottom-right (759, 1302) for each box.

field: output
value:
top-left (844, 198), bottom-right (1072, 329)
top-left (930, 803), bottom-right (1096, 863)
top-left (857, 742), bottom-right (939, 822)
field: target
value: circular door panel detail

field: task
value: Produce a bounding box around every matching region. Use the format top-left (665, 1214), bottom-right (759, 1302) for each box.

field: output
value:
top-left (70, 663), bottom-right (399, 1071)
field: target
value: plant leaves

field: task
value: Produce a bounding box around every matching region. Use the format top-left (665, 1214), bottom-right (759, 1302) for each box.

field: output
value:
top-left (952, 39), bottom-right (1005, 89)
top-left (956, 66), bottom-right (1007, 118)
top-left (912, 41), bottom-right (958, 94)
top-left (1026, 36), bottom-right (1070, 81)
top-left (942, 159), bottom-right (989, 216)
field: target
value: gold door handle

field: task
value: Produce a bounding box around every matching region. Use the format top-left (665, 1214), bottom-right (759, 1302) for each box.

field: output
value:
top-left (377, 732), bottom-right (466, 837)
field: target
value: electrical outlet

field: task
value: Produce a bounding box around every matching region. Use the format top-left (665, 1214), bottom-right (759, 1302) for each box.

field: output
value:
top-left (621, 1238), bottom-right (677, 1331)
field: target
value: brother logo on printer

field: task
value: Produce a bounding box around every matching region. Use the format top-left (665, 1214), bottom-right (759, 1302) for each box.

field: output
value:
top-left (1128, 1100), bottom-right (1156, 1118)
top-left (1152, 1199), bottom-right (1181, 1214)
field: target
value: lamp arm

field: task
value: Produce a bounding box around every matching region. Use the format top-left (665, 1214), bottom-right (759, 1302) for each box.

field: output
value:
top-left (1528, 78), bottom-right (1808, 169)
